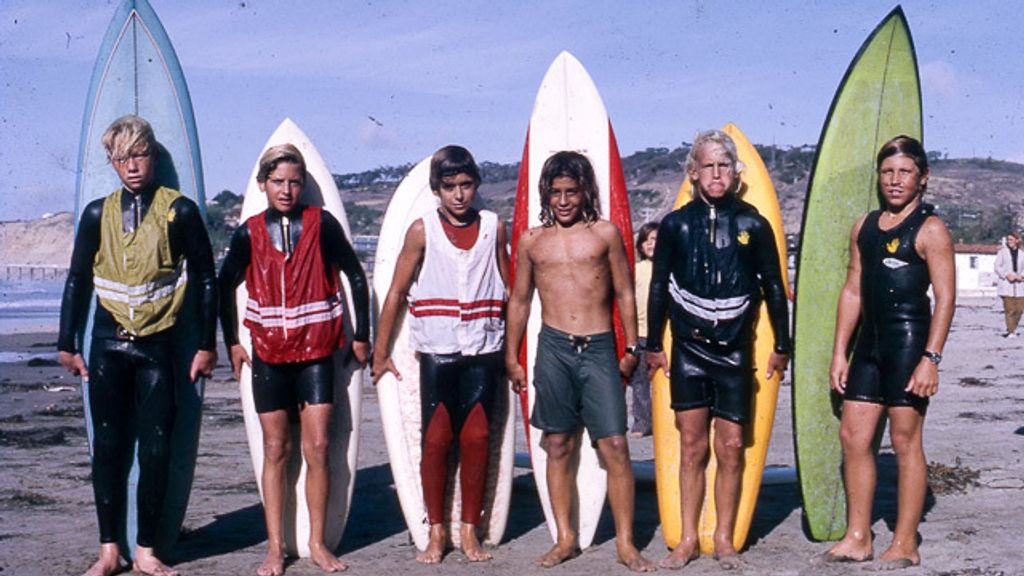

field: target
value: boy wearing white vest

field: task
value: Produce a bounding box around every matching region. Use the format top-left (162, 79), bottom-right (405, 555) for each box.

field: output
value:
top-left (373, 145), bottom-right (510, 564)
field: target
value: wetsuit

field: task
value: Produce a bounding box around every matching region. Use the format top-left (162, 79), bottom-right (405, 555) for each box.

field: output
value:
top-left (647, 193), bottom-right (790, 424)
top-left (408, 210), bottom-right (505, 525)
top-left (58, 184), bottom-right (216, 548)
top-left (845, 203), bottom-right (935, 409)
top-left (218, 205), bottom-right (369, 413)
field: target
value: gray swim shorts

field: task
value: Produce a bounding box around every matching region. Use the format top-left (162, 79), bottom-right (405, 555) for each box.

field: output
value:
top-left (531, 324), bottom-right (627, 441)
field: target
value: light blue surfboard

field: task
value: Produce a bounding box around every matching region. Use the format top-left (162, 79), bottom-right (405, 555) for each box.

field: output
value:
top-left (75, 0), bottom-right (204, 557)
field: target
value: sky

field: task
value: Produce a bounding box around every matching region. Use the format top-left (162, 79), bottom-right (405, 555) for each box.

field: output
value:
top-left (1, 0), bottom-right (1022, 220)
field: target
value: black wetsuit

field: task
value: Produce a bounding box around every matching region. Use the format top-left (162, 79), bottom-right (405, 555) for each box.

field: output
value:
top-left (845, 203), bottom-right (935, 409)
top-left (218, 205), bottom-right (370, 413)
top-left (647, 193), bottom-right (791, 423)
top-left (57, 184), bottom-right (217, 548)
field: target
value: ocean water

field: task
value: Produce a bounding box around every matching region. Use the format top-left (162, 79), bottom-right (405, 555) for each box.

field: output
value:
top-left (0, 279), bottom-right (63, 337)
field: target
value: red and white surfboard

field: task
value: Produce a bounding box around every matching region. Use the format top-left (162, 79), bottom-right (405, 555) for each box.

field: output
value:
top-left (511, 51), bottom-right (635, 549)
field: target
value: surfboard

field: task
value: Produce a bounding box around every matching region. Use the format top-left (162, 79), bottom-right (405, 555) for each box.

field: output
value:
top-left (74, 0), bottom-right (204, 556)
top-left (791, 6), bottom-right (922, 542)
top-left (650, 123), bottom-right (789, 554)
top-left (235, 118), bottom-right (363, 557)
top-left (510, 51), bottom-right (635, 549)
top-left (373, 156), bottom-right (516, 550)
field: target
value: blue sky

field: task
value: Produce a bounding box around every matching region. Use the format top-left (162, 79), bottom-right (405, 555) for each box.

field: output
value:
top-left (1, 1), bottom-right (1021, 220)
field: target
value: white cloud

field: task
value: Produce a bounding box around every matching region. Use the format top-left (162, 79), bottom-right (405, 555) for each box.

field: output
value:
top-left (920, 60), bottom-right (961, 99)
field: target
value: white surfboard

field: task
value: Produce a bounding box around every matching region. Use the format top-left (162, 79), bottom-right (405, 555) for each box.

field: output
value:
top-left (235, 118), bottom-right (363, 557)
top-left (511, 51), bottom-right (635, 549)
top-left (373, 156), bottom-right (516, 551)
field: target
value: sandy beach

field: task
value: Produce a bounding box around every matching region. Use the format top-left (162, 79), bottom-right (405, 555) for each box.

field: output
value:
top-left (0, 296), bottom-right (1021, 576)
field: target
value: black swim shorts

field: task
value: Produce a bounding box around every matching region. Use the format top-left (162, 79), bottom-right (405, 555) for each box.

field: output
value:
top-left (845, 321), bottom-right (930, 410)
top-left (251, 354), bottom-right (334, 413)
top-left (669, 338), bottom-right (754, 424)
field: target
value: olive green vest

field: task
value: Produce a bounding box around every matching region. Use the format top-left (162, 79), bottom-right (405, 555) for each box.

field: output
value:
top-left (93, 186), bottom-right (187, 337)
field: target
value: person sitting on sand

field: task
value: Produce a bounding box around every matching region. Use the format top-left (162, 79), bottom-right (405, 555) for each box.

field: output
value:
top-left (58, 115), bottom-right (218, 576)
top-left (218, 144), bottom-right (370, 575)
top-left (825, 135), bottom-right (954, 569)
top-left (505, 151), bottom-right (655, 572)
top-left (373, 145), bottom-right (508, 564)
top-left (646, 130), bottom-right (791, 570)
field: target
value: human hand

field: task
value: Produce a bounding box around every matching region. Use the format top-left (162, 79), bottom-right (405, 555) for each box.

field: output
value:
top-left (190, 349), bottom-right (217, 381)
top-left (507, 359), bottom-right (527, 394)
top-left (229, 344), bottom-right (251, 380)
top-left (619, 353), bottom-right (640, 379)
top-left (645, 350), bottom-right (668, 379)
top-left (906, 358), bottom-right (939, 397)
top-left (766, 352), bottom-right (789, 380)
top-left (371, 355), bottom-right (400, 385)
top-left (58, 351), bottom-right (88, 378)
top-left (829, 353), bottom-right (849, 394)
top-left (352, 340), bottom-right (371, 367)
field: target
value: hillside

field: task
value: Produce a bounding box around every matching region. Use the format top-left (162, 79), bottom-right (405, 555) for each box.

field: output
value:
top-left (3, 149), bottom-right (1022, 268)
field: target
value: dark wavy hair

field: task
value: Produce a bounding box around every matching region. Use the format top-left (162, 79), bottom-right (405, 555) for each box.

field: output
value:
top-left (429, 145), bottom-right (481, 191)
top-left (538, 151), bottom-right (600, 227)
top-left (635, 221), bottom-right (660, 261)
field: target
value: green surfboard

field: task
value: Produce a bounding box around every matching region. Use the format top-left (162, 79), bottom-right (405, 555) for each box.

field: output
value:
top-left (792, 6), bottom-right (922, 542)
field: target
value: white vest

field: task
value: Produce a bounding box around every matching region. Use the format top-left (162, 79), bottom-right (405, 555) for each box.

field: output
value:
top-left (408, 210), bottom-right (506, 355)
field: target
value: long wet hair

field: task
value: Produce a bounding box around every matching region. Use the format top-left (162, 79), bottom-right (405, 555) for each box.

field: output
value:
top-left (538, 151), bottom-right (601, 227)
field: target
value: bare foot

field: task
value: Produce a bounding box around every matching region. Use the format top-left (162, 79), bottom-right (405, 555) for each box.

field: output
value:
top-left (535, 541), bottom-right (580, 568)
top-left (823, 534), bottom-right (873, 563)
top-left (458, 523), bottom-right (492, 562)
top-left (309, 542), bottom-right (348, 573)
top-left (256, 546), bottom-right (285, 576)
top-left (132, 546), bottom-right (178, 576)
top-left (714, 553), bottom-right (745, 570)
top-left (416, 524), bottom-right (446, 564)
top-left (878, 542), bottom-right (920, 569)
top-left (659, 538), bottom-right (699, 570)
top-left (81, 544), bottom-right (125, 576)
top-left (616, 545), bottom-right (656, 573)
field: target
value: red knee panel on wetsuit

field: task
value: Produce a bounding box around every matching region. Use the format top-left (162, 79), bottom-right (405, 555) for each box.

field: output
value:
top-left (458, 402), bottom-right (490, 524)
top-left (421, 403), bottom-right (453, 524)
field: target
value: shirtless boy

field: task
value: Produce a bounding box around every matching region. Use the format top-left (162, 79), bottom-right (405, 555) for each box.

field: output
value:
top-left (505, 151), bottom-right (655, 572)
top-left (374, 145), bottom-right (508, 564)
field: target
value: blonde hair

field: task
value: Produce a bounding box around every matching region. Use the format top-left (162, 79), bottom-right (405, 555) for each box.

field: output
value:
top-left (101, 115), bottom-right (156, 162)
top-left (257, 144), bottom-right (306, 184)
top-left (685, 129), bottom-right (745, 175)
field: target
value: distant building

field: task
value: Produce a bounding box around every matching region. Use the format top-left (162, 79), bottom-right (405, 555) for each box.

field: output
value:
top-left (954, 242), bottom-right (999, 297)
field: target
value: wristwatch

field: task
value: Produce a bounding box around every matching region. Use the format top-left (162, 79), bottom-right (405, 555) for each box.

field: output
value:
top-left (624, 344), bottom-right (642, 357)
top-left (922, 350), bottom-right (942, 365)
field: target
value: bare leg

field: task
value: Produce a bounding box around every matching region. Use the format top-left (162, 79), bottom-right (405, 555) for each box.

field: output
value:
top-left (878, 406), bottom-right (926, 567)
top-left (826, 400), bottom-right (883, 562)
top-left (300, 403), bottom-right (348, 572)
top-left (132, 546), bottom-right (178, 576)
top-left (596, 435), bottom-right (655, 572)
top-left (80, 542), bottom-right (124, 576)
top-left (711, 418), bottom-right (744, 566)
top-left (536, 432), bottom-right (580, 567)
top-left (459, 522), bottom-right (492, 562)
top-left (661, 408), bottom-right (709, 569)
top-left (416, 523), bottom-right (446, 564)
top-left (257, 410), bottom-right (291, 576)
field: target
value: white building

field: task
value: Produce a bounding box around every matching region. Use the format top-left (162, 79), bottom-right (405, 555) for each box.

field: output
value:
top-left (954, 243), bottom-right (999, 297)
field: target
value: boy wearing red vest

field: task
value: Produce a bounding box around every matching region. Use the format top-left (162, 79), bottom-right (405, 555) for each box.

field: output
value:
top-left (373, 145), bottom-right (509, 564)
top-left (219, 144), bottom-right (370, 575)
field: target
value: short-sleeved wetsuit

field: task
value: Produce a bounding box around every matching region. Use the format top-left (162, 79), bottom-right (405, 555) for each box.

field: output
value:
top-left (845, 203), bottom-right (935, 409)
top-left (647, 194), bottom-right (790, 424)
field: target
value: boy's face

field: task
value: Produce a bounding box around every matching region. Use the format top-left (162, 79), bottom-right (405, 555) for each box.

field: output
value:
top-left (688, 143), bottom-right (735, 200)
top-left (260, 162), bottom-right (304, 213)
top-left (435, 173), bottom-right (478, 221)
top-left (111, 144), bottom-right (156, 192)
top-left (878, 154), bottom-right (927, 212)
top-left (547, 176), bottom-right (584, 226)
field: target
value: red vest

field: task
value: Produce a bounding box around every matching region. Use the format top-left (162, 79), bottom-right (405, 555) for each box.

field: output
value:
top-left (244, 206), bottom-right (346, 363)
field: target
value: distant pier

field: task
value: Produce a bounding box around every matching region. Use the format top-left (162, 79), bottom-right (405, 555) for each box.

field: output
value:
top-left (1, 265), bottom-right (68, 282)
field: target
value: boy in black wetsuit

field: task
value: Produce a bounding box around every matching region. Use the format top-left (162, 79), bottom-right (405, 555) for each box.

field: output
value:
top-left (646, 130), bottom-right (790, 569)
top-left (58, 115), bottom-right (217, 576)
top-left (825, 136), bottom-right (955, 568)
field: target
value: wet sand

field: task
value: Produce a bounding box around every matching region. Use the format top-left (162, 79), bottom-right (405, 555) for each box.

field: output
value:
top-left (1, 297), bottom-right (1021, 575)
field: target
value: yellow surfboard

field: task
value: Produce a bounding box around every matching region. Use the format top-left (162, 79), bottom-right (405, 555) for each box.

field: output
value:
top-left (651, 123), bottom-right (789, 554)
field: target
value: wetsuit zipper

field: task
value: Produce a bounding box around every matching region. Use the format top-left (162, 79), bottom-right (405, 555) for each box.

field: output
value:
top-left (281, 215), bottom-right (291, 340)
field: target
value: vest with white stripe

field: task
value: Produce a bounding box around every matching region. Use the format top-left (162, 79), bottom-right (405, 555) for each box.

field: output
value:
top-left (408, 210), bottom-right (505, 355)
top-left (244, 206), bottom-right (346, 364)
top-left (93, 186), bottom-right (187, 337)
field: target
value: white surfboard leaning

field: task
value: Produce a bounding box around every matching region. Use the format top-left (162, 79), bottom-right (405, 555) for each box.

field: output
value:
top-left (510, 51), bottom-right (635, 549)
top-left (373, 156), bottom-right (516, 550)
top-left (235, 118), bottom-right (363, 557)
